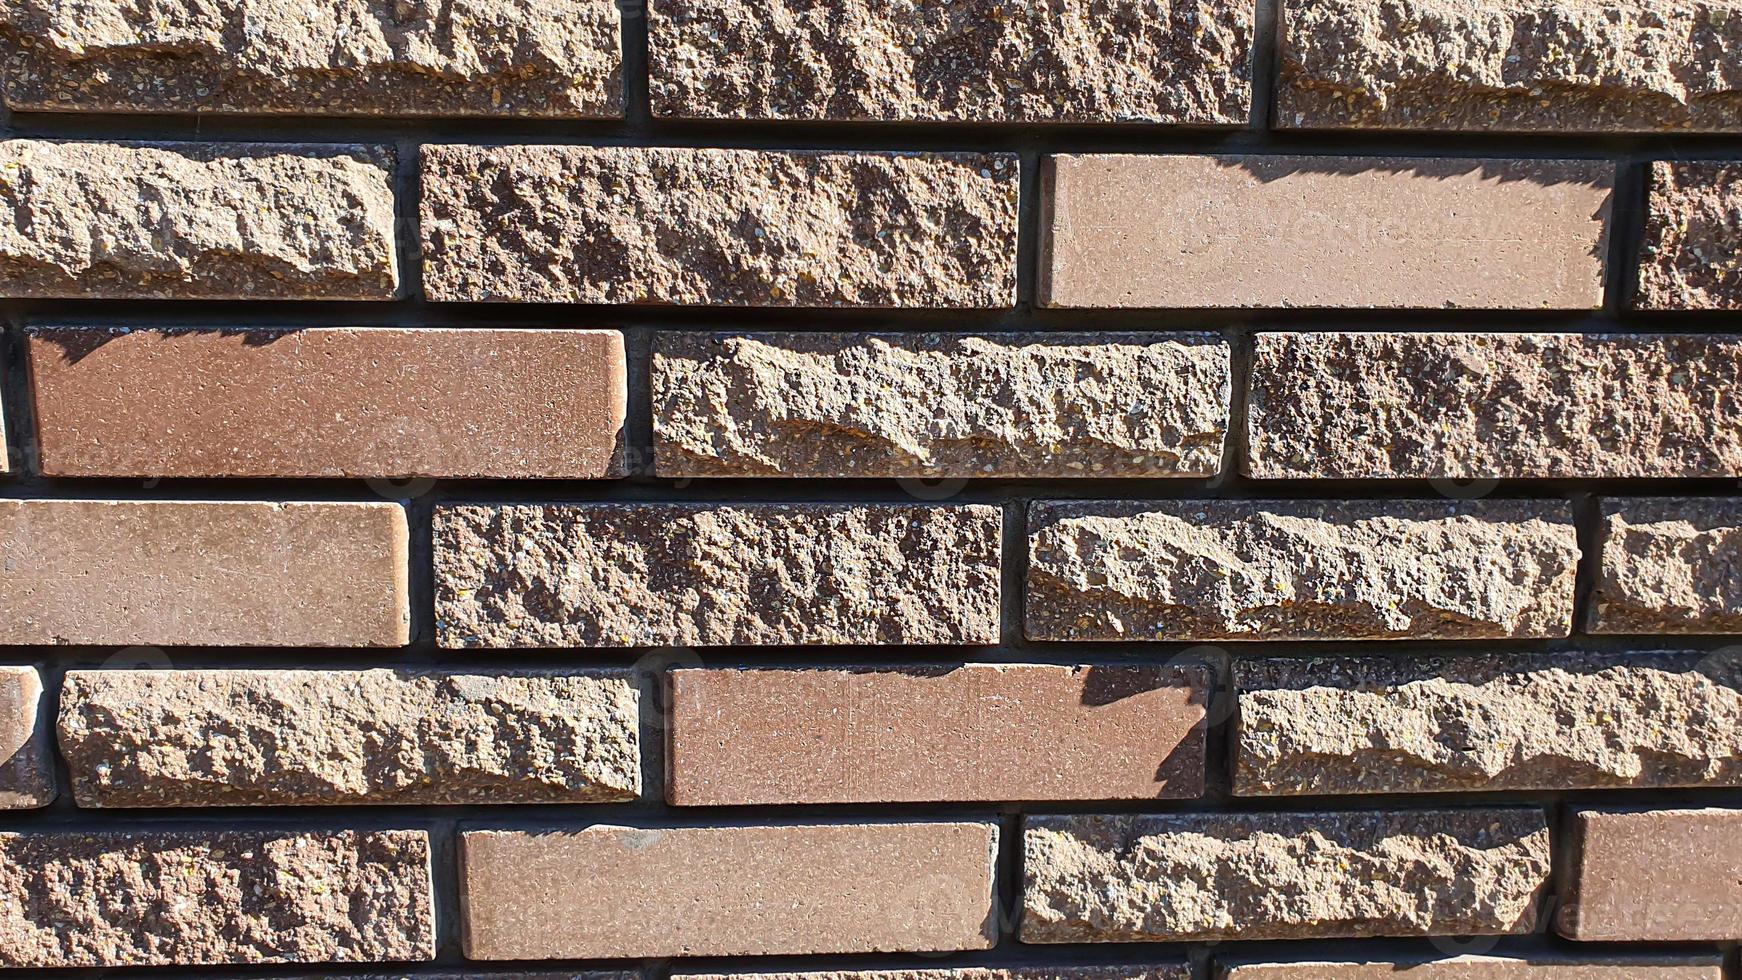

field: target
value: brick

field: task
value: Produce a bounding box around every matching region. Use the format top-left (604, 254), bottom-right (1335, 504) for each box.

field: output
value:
top-left (58, 668), bottom-right (639, 807)
top-left (654, 332), bottom-right (1229, 478)
top-left (0, 345), bottom-right (8, 475)
top-left (0, 829), bottom-right (432, 968)
top-left (421, 145), bottom-right (1017, 307)
top-left (0, 140), bottom-right (396, 299)
top-left (1220, 954), bottom-right (1723, 980)
top-left (27, 327), bottom-right (628, 479)
top-left (1026, 500), bottom-right (1578, 641)
top-left (0, 667), bottom-right (51, 808)
top-left (1039, 154), bottom-right (1612, 309)
top-left (0, 500), bottom-right (409, 647)
top-left (459, 822), bottom-right (998, 958)
top-left (649, 0), bottom-right (1252, 124)
top-left (1023, 810), bottom-right (1550, 942)
top-left (667, 663), bottom-right (1208, 805)
top-left (1591, 498), bottom-right (1742, 633)
top-left (0, 0), bottom-right (620, 117)
top-left (435, 503), bottom-right (1001, 648)
top-left (1559, 807), bottom-right (1742, 941)
top-left (1277, 0), bottom-right (1742, 133)
top-left (278, 975), bottom-right (628, 980)
top-left (1234, 652), bottom-right (1742, 796)
top-left (682, 969), bottom-right (1190, 980)
top-left (1247, 333), bottom-right (1742, 480)
top-left (1636, 162), bottom-right (1742, 310)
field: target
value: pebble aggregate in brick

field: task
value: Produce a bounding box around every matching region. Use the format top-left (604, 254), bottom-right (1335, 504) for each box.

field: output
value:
top-left (57, 669), bottom-right (640, 807)
top-left (1590, 498), bottom-right (1742, 634)
top-left (1636, 162), bottom-right (1742, 310)
top-left (0, 667), bottom-right (51, 809)
top-left (653, 332), bottom-right (1229, 478)
top-left (1221, 954), bottom-right (1723, 980)
top-left (0, 0), bottom-right (622, 116)
top-left (1023, 810), bottom-right (1551, 942)
top-left (0, 830), bottom-right (433, 968)
top-left (1246, 333), bottom-right (1742, 479)
top-left (435, 503), bottom-right (1002, 648)
top-left (1234, 652), bottom-right (1742, 796)
top-left (1026, 499), bottom-right (1579, 641)
top-left (649, 0), bottom-right (1253, 124)
top-left (0, 140), bottom-right (397, 299)
top-left (1560, 807), bottom-right (1742, 941)
top-left (421, 145), bottom-right (1018, 308)
top-left (1279, 0), bottom-right (1742, 132)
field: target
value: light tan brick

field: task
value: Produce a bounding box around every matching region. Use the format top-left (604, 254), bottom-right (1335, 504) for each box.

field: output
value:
top-left (682, 969), bottom-right (1190, 980)
top-left (1560, 808), bottom-right (1742, 941)
top-left (0, 667), bottom-right (50, 808)
top-left (1637, 161), bottom-right (1742, 310)
top-left (1591, 498), bottom-right (1742, 633)
top-left (1220, 954), bottom-right (1722, 980)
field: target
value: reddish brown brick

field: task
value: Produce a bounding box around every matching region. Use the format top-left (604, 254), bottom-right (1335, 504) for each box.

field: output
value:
top-left (27, 327), bottom-right (627, 479)
top-left (459, 822), bottom-right (998, 958)
top-left (1637, 161), bottom-right (1742, 310)
top-left (1220, 954), bottom-right (1722, 980)
top-left (0, 667), bottom-right (51, 809)
top-left (0, 500), bottom-right (409, 647)
top-left (1559, 807), bottom-right (1742, 941)
top-left (667, 663), bottom-right (1208, 805)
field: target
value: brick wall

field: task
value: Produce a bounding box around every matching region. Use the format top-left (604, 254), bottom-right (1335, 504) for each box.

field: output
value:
top-left (0, 0), bottom-right (1738, 977)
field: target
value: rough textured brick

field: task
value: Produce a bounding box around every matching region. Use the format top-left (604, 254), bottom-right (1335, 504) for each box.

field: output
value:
top-left (1560, 807), bottom-right (1742, 941)
top-left (1234, 652), bottom-right (1742, 796)
top-left (57, 668), bottom-right (639, 807)
top-left (0, 500), bottom-right (409, 647)
top-left (667, 663), bottom-right (1209, 805)
top-left (1246, 333), bottom-right (1742, 479)
top-left (0, 829), bottom-right (432, 968)
top-left (421, 145), bottom-right (1017, 307)
top-left (683, 969), bottom-right (1189, 980)
top-left (1039, 154), bottom-right (1612, 309)
top-left (1023, 810), bottom-right (1550, 942)
top-left (0, 0), bottom-right (621, 116)
top-left (1221, 954), bottom-right (1723, 980)
top-left (0, 140), bottom-right (397, 299)
top-left (649, 0), bottom-right (1253, 124)
top-left (435, 503), bottom-right (1001, 648)
top-left (1591, 498), bottom-right (1742, 634)
top-left (653, 332), bottom-right (1229, 478)
top-left (460, 823), bottom-right (998, 958)
top-left (1636, 161), bottom-right (1742, 310)
top-left (28, 327), bottom-right (628, 479)
top-left (0, 667), bottom-right (51, 809)
top-left (1026, 500), bottom-right (1578, 641)
top-left (1278, 0), bottom-right (1742, 133)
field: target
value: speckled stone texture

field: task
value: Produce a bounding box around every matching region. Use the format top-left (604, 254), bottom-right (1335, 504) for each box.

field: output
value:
top-left (435, 503), bottom-right (1002, 648)
top-left (57, 669), bottom-right (640, 807)
top-left (1246, 333), bottom-right (1742, 479)
top-left (1221, 954), bottom-right (1723, 980)
top-left (653, 332), bottom-right (1229, 478)
top-left (1278, 0), bottom-right (1742, 132)
top-left (421, 145), bottom-right (1018, 307)
top-left (681, 969), bottom-right (1191, 980)
top-left (1023, 810), bottom-right (1550, 942)
top-left (1590, 498), bottom-right (1742, 633)
top-left (0, 829), bottom-right (433, 968)
top-left (1025, 499), bottom-right (1579, 641)
top-left (1234, 652), bottom-right (1742, 796)
top-left (0, 140), bottom-right (397, 299)
top-left (0, 667), bottom-right (51, 809)
top-left (0, 0), bottom-right (621, 116)
top-left (1637, 162), bottom-right (1742, 310)
top-left (649, 0), bottom-right (1253, 123)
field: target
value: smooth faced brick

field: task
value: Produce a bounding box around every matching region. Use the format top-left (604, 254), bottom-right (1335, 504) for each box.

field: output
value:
top-left (1026, 500), bottom-right (1579, 642)
top-left (649, 0), bottom-right (1252, 124)
top-left (27, 327), bottom-right (628, 479)
top-left (1278, 0), bottom-right (1742, 133)
top-left (0, 0), bottom-right (621, 117)
top-left (654, 332), bottom-right (1230, 478)
top-left (0, 500), bottom-right (409, 647)
top-left (1023, 810), bottom-right (1550, 942)
top-left (0, 829), bottom-right (432, 968)
top-left (683, 969), bottom-right (1190, 980)
top-left (1247, 333), bottom-right (1742, 479)
top-left (1234, 652), bottom-right (1742, 796)
top-left (667, 663), bottom-right (1208, 805)
top-left (0, 140), bottom-right (397, 299)
top-left (1591, 498), bottom-right (1742, 633)
top-left (1560, 808), bottom-right (1742, 941)
top-left (58, 668), bottom-right (639, 807)
top-left (435, 503), bottom-right (1001, 648)
top-left (459, 822), bottom-right (998, 958)
top-left (1637, 162), bottom-right (1742, 310)
top-left (1039, 154), bottom-right (1612, 309)
top-left (421, 145), bottom-right (1018, 307)
top-left (0, 667), bottom-right (51, 808)
top-left (1220, 954), bottom-right (1723, 980)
